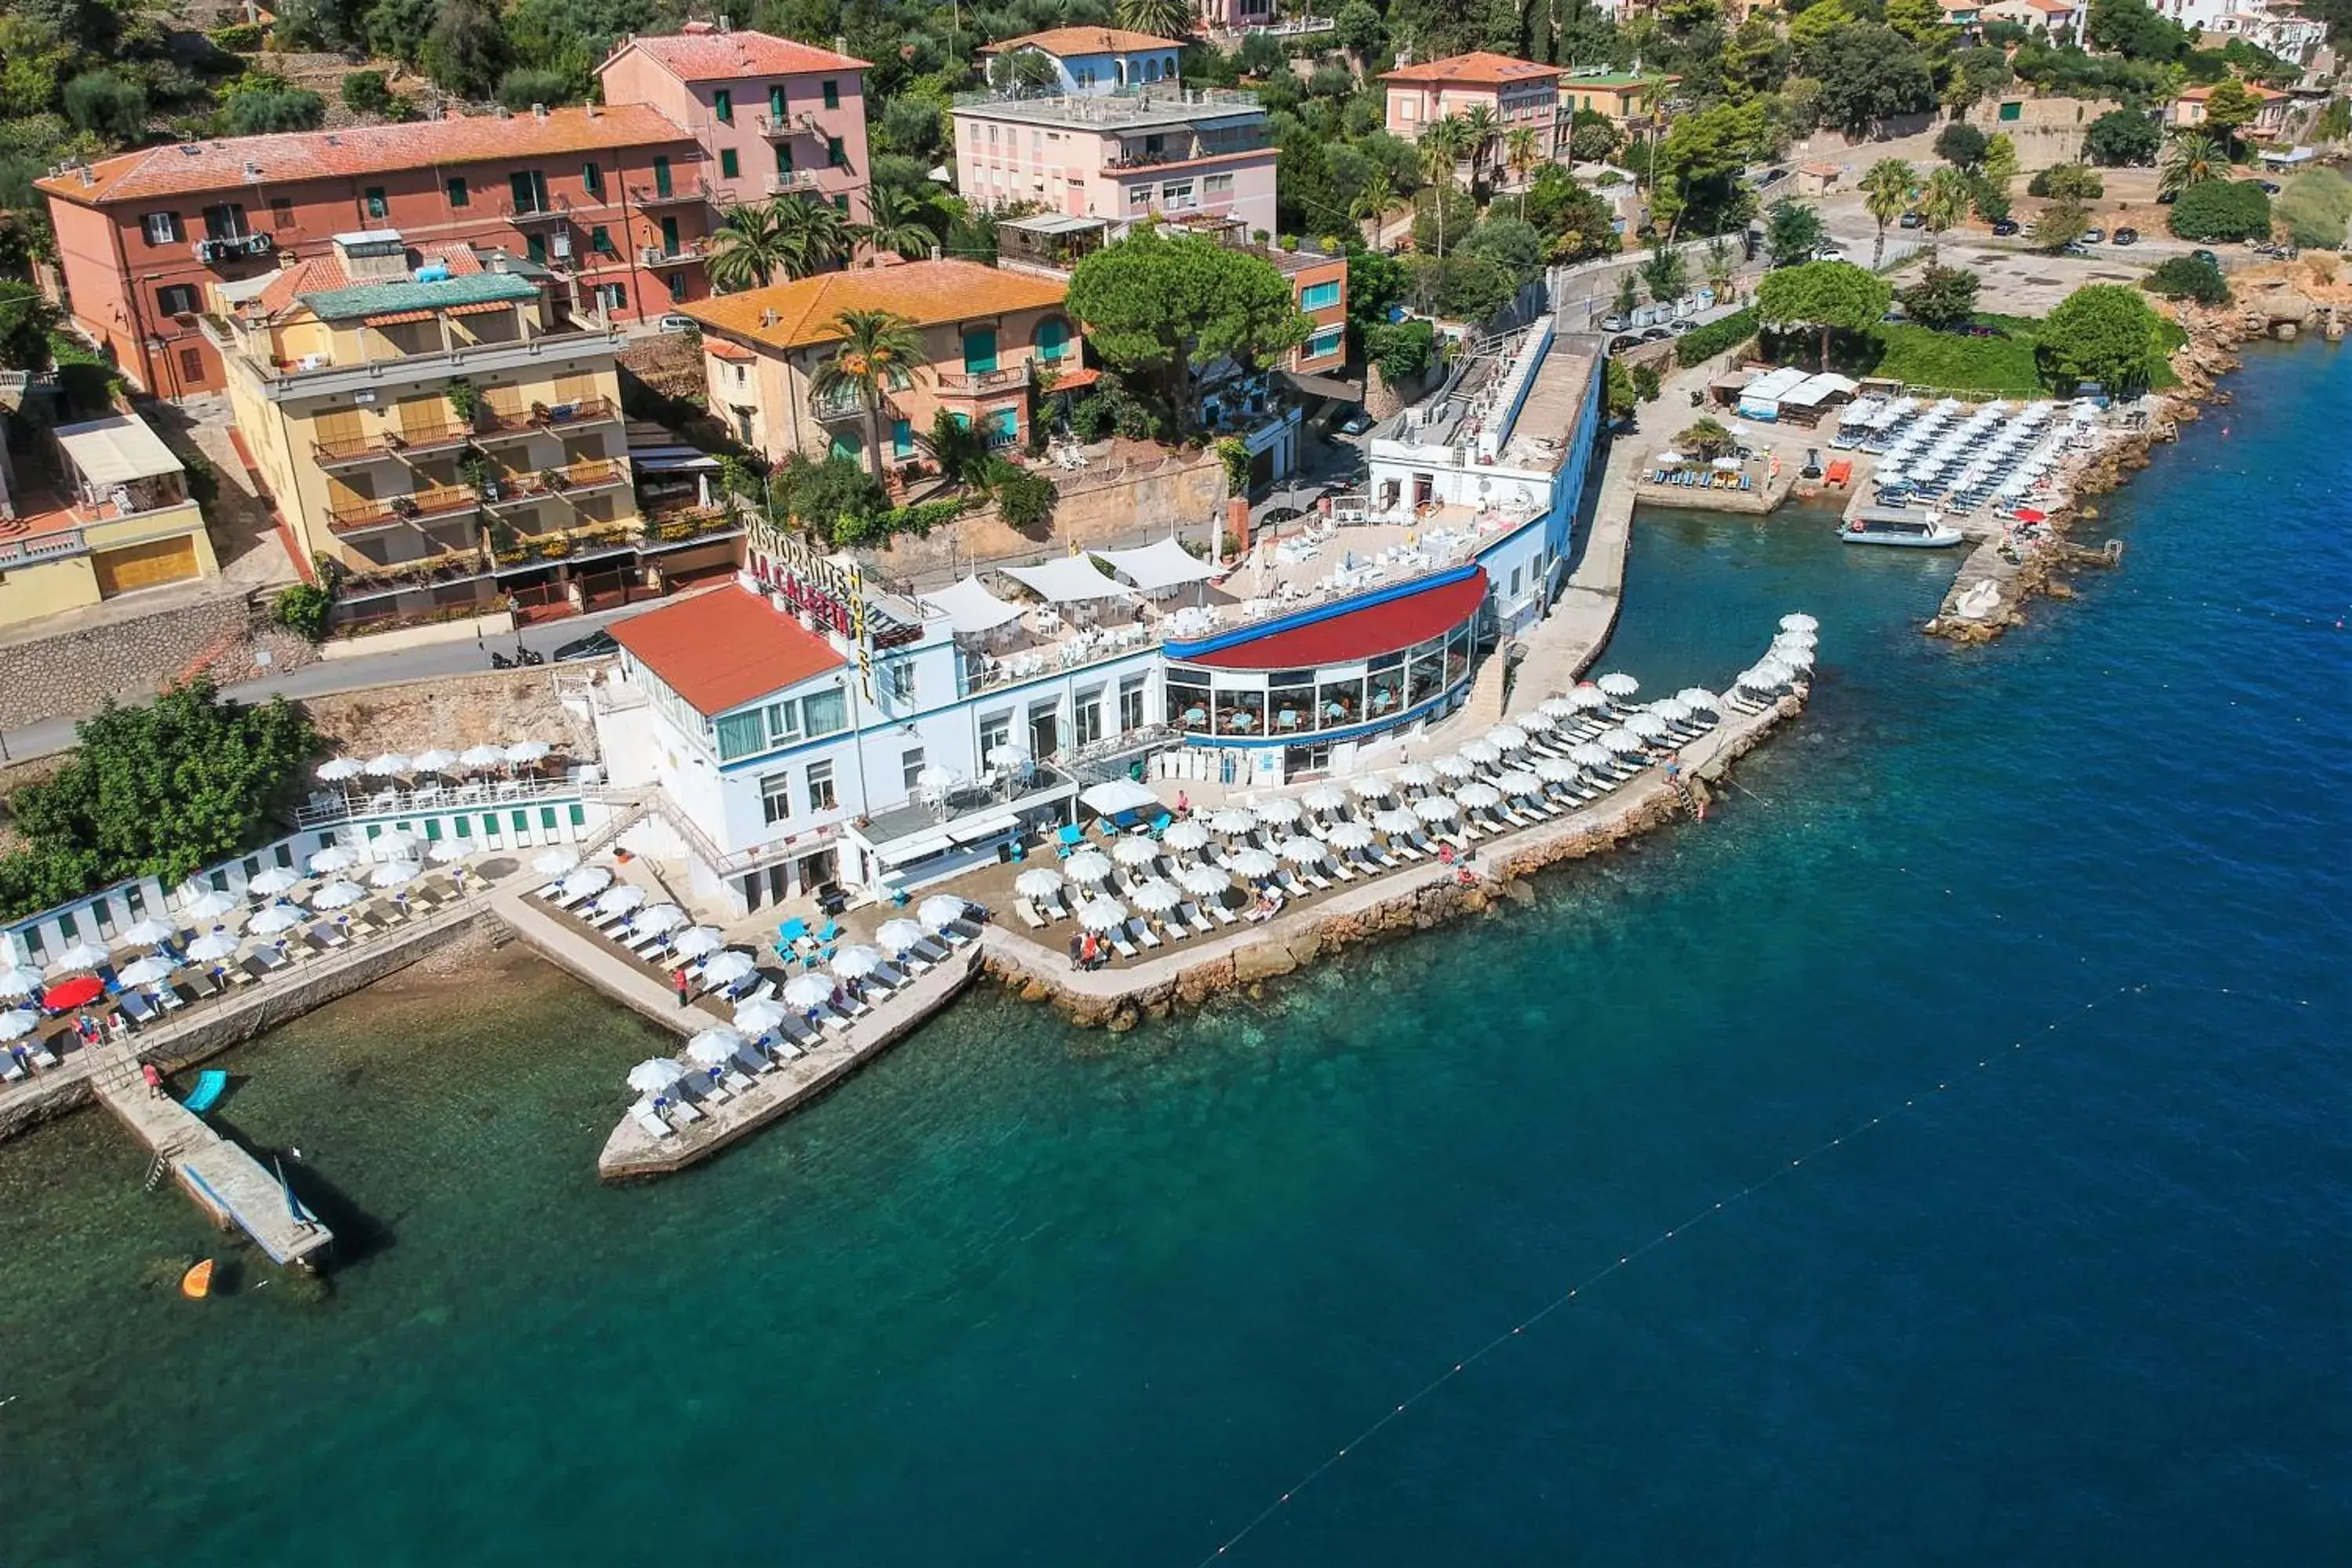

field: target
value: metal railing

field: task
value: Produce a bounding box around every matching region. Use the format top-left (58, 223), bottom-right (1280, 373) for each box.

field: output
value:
top-left (328, 481), bottom-right (477, 532)
top-left (297, 773), bottom-right (587, 829)
top-left (0, 527), bottom-right (89, 566)
top-left (626, 176), bottom-right (713, 205)
top-left (935, 363), bottom-right (1032, 395)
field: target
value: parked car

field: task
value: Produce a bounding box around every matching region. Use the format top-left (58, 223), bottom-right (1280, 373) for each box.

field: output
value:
top-left (1990, 218), bottom-right (2020, 236)
top-left (2111, 227), bottom-right (2138, 245)
top-left (2155, 189), bottom-right (2178, 205)
top-left (553, 629), bottom-right (619, 663)
top-left (2191, 248), bottom-right (2219, 267)
top-left (2256, 180), bottom-right (2281, 194)
top-left (655, 314), bottom-right (696, 332)
top-left (2081, 226), bottom-right (2105, 244)
top-left (1609, 334), bottom-right (1642, 353)
top-left (1899, 210), bottom-right (1924, 229)
top-left (1337, 412), bottom-right (1372, 436)
top-left (1599, 314), bottom-right (1631, 332)
top-left (1639, 326), bottom-right (1673, 342)
top-left (1759, 167), bottom-right (1788, 186)
top-left (1667, 318), bottom-right (1692, 335)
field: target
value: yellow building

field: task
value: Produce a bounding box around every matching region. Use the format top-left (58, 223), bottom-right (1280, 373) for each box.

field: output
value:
top-left (0, 412), bottom-right (218, 628)
top-left (209, 231), bottom-right (645, 621)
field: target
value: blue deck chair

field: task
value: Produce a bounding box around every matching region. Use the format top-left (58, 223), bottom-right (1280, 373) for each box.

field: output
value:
top-left (1149, 812), bottom-right (1172, 837)
top-left (1055, 823), bottom-right (1086, 858)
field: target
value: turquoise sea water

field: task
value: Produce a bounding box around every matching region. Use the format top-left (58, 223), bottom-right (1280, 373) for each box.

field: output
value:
top-left (4, 345), bottom-right (2348, 1566)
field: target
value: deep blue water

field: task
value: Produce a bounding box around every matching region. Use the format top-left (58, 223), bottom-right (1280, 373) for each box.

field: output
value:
top-left (2, 345), bottom-right (2347, 1566)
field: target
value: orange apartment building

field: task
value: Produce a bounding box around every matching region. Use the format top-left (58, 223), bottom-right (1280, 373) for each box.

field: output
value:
top-left (38, 105), bottom-right (714, 401)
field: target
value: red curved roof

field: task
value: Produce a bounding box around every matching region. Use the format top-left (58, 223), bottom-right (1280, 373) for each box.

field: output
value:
top-left (1181, 570), bottom-right (1486, 670)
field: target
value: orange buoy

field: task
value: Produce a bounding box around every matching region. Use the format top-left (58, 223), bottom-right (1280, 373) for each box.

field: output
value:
top-left (180, 1259), bottom-right (214, 1300)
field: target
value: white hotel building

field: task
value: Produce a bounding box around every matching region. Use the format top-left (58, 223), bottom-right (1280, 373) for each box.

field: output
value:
top-left (590, 327), bottom-right (1606, 916)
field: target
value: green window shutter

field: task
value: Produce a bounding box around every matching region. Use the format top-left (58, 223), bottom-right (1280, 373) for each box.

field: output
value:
top-left (541, 806), bottom-right (557, 830)
top-left (769, 85), bottom-right (785, 121)
top-left (569, 803), bottom-right (586, 828)
top-left (652, 155), bottom-right (673, 197)
top-left (822, 79), bottom-right (840, 109)
top-left (963, 328), bottom-right (997, 372)
top-left (714, 89), bottom-right (732, 123)
top-left (720, 148), bottom-right (740, 179)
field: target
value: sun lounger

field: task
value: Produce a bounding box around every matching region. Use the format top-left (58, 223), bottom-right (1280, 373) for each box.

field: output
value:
top-left (1128, 917), bottom-right (1163, 950)
top-left (1014, 898), bottom-right (1047, 929)
top-left (1272, 867), bottom-right (1306, 898)
top-left (630, 931), bottom-right (673, 960)
top-left (910, 935), bottom-right (953, 966)
top-left (1, 1054), bottom-right (22, 1082)
top-left (1205, 897), bottom-right (1238, 926)
top-left (1389, 835), bottom-right (1425, 861)
top-left (1178, 902), bottom-right (1217, 935)
top-left (1107, 927), bottom-right (1141, 960)
top-left (118, 992), bottom-right (157, 1027)
top-left (31, 1039), bottom-right (60, 1068)
top-left (666, 1094), bottom-right (704, 1123)
top-left (1298, 863), bottom-right (1333, 891)
top-left (722, 1066), bottom-right (758, 1095)
top-left (631, 1098), bottom-right (676, 1138)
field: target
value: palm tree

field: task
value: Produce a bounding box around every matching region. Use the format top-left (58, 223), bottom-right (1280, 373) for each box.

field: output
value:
top-left (854, 186), bottom-right (940, 261)
top-left (808, 309), bottom-right (926, 482)
top-left (1918, 166), bottom-right (1972, 260)
top-left (1859, 157), bottom-right (1915, 269)
top-left (773, 196), bottom-right (851, 278)
top-left (1504, 125), bottom-right (1540, 209)
top-left (705, 201), bottom-right (797, 292)
top-left (1703, 235), bottom-right (1736, 296)
top-left (1421, 115), bottom-right (1470, 255)
top-left (1349, 169), bottom-right (1404, 244)
top-left (2161, 133), bottom-right (2227, 197)
top-left (917, 408), bottom-right (993, 490)
top-left (1116, 0), bottom-right (1192, 39)
top-left (1459, 103), bottom-right (1499, 183)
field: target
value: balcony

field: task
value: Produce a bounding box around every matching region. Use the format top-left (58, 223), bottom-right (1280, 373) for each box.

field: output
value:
top-left (811, 390), bottom-right (873, 423)
top-left (499, 196), bottom-right (573, 225)
top-left (386, 422), bottom-right (477, 458)
top-left (764, 169), bottom-right (822, 195)
top-left (638, 243), bottom-right (706, 267)
top-left (327, 481), bottom-right (481, 535)
top-left (935, 363), bottom-right (1033, 396)
top-left (484, 457), bottom-right (627, 506)
top-left (626, 177), bottom-right (713, 206)
top-left (473, 397), bottom-right (620, 446)
top-left (193, 231), bottom-right (274, 266)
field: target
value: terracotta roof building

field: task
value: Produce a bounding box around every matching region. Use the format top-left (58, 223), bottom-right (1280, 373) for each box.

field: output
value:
top-left (612, 583), bottom-right (847, 718)
top-left (1381, 51), bottom-right (1564, 154)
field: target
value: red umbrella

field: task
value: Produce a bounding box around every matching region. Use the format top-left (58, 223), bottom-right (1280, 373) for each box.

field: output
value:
top-left (42, 976), bottom-right (103, 1011)
top-left (2013, 507), bottom-right (2046, 524)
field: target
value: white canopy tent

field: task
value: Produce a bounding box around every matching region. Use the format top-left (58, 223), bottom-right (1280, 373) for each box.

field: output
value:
top-left (919, 575), bottom-right (1025, 635)
top-left (1079, 779), bottom-right (1159, 816)
top-left (1095, 537), bottom-right (1219, 593)
top-left (1001, 557), bottom-right (1132, 604)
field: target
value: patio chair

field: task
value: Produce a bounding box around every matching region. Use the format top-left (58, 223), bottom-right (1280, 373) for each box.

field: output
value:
top-left (1106, 926), bottom-right (1141, 960)
top-left (1014, 898), bottom-right (1048, 929)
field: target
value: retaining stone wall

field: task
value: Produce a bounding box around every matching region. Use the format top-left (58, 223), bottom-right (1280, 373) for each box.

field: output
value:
top-left (0, 593), bottom-right (253, 730)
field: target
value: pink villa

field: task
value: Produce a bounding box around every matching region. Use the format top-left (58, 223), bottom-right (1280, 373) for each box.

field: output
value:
top-left (599, 23), bottom-right (871, 220)
top-left (1380, 50), bottom-right (1562, 151)
top-left (951, 34), bottom-right (1276, 234)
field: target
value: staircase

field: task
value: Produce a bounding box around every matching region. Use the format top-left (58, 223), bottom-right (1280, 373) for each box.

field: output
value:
top-left (574, 790), bottom-right (652, 859)
top-left (1464, 652), bottom-right (1513, 726)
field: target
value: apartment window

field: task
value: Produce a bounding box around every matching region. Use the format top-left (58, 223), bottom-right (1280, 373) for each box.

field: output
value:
top-left (157, 283), bottom-right (198, 316)
top-left (660, 215), bottom-right (681, 255)
top-left (363, 186), bottom-right (388, 220)
top-left (720, 148), bottom-right (741, 179)
top-left (891, 416), bottom-right (912, 456)
top-left (805, 760), bottom-right (837, 811)
top-left (652, 155), bottom-right (673, 198)
top-left (761, 771), bottom-right (793, 824)
top-left (713, 89), bottom-right (734, 124)
top-left (1034, 316), bottom-right (1069, 361)
top-left (775, 143), bottom-right (795, 174)
top-left (1204, 172), bottom-right (1234, 202)
top-left (800, 688), bottom-right (848, 736)
top-left (445, 176), bottom-right (469, 209)
top-left (984, 407), bottom-right (1020, 447)
top-left (179, 347), bottom-right (204, 382)
top-left (665, 272), bottom-right (686, 303)
top-left (822, 78), bottom-right (840, 109)
top-left (143, 212), bottom-right (182, 245)
top-left (526, 233), bottom-right (547, 264)
top-left (979, 710), bottom-right (1011, 759)
top-left (768, 84), bottom-right (786, 121)
top-left (889, 662), bottom-right (916, 702)
top-left (1073, 688), bottom-right (1104, 746)
top-left (735, 408), bottom-right (754, 444)
top-left (581, 161), bottom-right (603, 198)
top-left (595, 282), bottom-right (627, 312)
top-left (902, 746), bottom-right (926, 790)
top-left (1127, 185), bottom-right (1151, 214)
top-left (269, 198), bottom-right (296, 229)
top-left (590, 224), bottom-right (614, 255)
top-left (1160, 180), bottom-right (1196, 209)
top-left (1301, 280), bottom-right (1341, 310)
top-left (1304, 325), bottom-right (1344, 360)
top-left (1119, 675), bottom-right (1145, 731)
top-left (826, 136), bottom-right (846, 167)
top-left (716, 710), bottom-right (767, 760)
top-left (832, 193), bottom-right (848, 213)
top-left (962, 328), bottom-right (997, 373)
top-left (201, 201), bottom-right (249, 238)
top-left (732, 363), bottom-right (749, 387)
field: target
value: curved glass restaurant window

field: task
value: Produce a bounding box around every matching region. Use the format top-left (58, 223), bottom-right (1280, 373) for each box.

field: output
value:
top-left (1317, 673), bottom-right (1363, 729)
top-left (1214, 684), bottom-right (1265, 736)
top-left (1406, 636), bottom-right (1446, 706)
top-left (1268, 671), bottom-right (1315, 737)
top-left (1367, 652), bottom-right (1406, 718)
top-left (1167, 670), bottom-right (1210, 729)
top-left (1443, 622), bottom-right (1472, 688)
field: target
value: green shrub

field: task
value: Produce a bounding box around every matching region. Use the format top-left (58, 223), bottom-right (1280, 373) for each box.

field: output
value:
top-left (990, 464), bottom-right (1056, 531)
top-left (1675, 308), bottom-right (1759, 367)
top-left (2274, 169), bottom-right (2352, 251)
top-left (2027, 163), bottom-right (2104, 199)
top-left (341, 71), bottom-right (395, 118)
top-left (2168, 179), bottom-right (2271, 241)
top-left (2143, 255), bottom-right (2230, 304)
top-left (62, 71), bottom-right (148, 143)
top-left (225, 88), bottom-right (325, 134)
top-left (495, 68), bottom-right (572, 112)
top-left (273, 582), bottom-right (333, 642)
top-left (206, 20), bottom-right (267, 49)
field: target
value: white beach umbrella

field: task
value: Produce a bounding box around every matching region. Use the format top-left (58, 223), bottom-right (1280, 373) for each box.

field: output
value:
top-left (1178, 863), bottom-right (1232, 897)
top-left (1650, 699), bottom-right (1692, 727)
top-left (1301, 784), bottom-right (1349, 815)
top-left (532, 848), bottom-right (582, 877)
top-left (459, 744), bottom-right (509, 771)
top-left (1253, 796), bottom-right (1305, 826)
top-left (1076, 896), bottom-right (1131, 932)
top-left (371, 830), bottom-right (421, 862)
top-left (1773, 630), bottom-right (1817, 653)
top-left (627, 1058), bottom-right (688, 1094)
top-left (1738, 662), bottom-right (1791, 692)
top-left (1372, 807), bottom-right (1421, 835)
top-left (734, 997), bottom-right (789, 1035)
top-left (1348, 773), bottom-right (1394, 799)
top-left (1538, 696), bottom-right (1581, 720)
top-left (0, 967), bottom-right (41, 999)
top-left (1325, 821), bottom-right (1374, 851)
top-left (784, 974), bottom-right (837, 1010)
top-left (1676, 687), bottom-right (1721, 713)
top-left (1776, 643), bottom-right (1817, 670)
top-left (1780, 612), bottom-right (1819, 633)
top-left (428, 839), bottom-right (473, 865)
top-left (1599, 727), bottom-right (1646, 754)
top-left (1455, 782), bottom-right (1501, 810)
top-left (1161, 819), bottom-right (1211, 853)
top-left (1276, 836), bottom-right (1327, 866)
top-left (1228, 847), bottom-right (1279, 880)
top-left (559, 866), bottom-right (613, 901)
top-left (364, 753), bottom-right (412, 778)
top-left (411, 748), bottom-right (461, 775)
top-left (1517, 709), bottom-right (1556, 733)
top-left (315, 757), bottom-right (365, 783)
top-left (671, 927), bottom-right (724, 960)
top-left (918, 895), bottom-right (969, 932)
top-left (1533, 756), bottom-right (1582, 783)
top-left (1459, 739), bottom-right (1502, 767)
top-left (1570, 685), bottom-right (1613, 712)
top-left (1432, 753), bottom-right (1478, 781)
top-left (1486, 724), bottom-right (1529, 752)
top-left (633, 903), bottom-right (688, 935)
top-left (311, 882), bottom-right (367, 910)
top-left (368, 859), bottom-right (423, 889)
top-left (246, 867), bottom-right (302, 898)
top-left (1495, 768), bottom-right (1542, 797)
top-left (0, 1009), bottom-right (36, 1041)
top-left (187, 931), bottom-right (241, 963)
top-left (123, 916), bottom-right (180, 946)
top-left (593, 884), bottom-right (648, 919)
top-left (1207, 807), bottom-right (1260, 835)
top-left (1065, 849), bottom-right (1114, 885)
top-left (250, 902), bottom-right (312, 932)
top-left (1624, 712), bottom-right (1671, 741)
top-left (830, 945), bottom-right (884, 980)
top-left (1570, 742), bottom-right (1615, 769)
top-left (702, 950), bottom-right (757, 987)
top-left (48, 941), bottom-right (112, 974)
top-left (302, 847), bottom-right (355, 877)
top-left (686, 1026), bottom-right (747, 1068)
top-left (505, 740), bottom-right (552, 766)
top-left (118, 955), bottom-right (176, 987)
top-left (1412, 795), bottom-right (1458, 822)
top-left (1392, 763), bottom-right (1439, 789)
top-left (916, 764), bottom-right (961, 796)
top-left (1112, 835), bottom-right (1162, 868)
top-left (875, 918), bottom-right (927, 957)
top-left (1014, 868), bottom-right (1067, 899)
top-left (1596, 672), bottom-right (1639, 699)
top-left (986, 743), bottom-right (1031, 771)
top-left (1131, 877), bottom-right (1183, 913)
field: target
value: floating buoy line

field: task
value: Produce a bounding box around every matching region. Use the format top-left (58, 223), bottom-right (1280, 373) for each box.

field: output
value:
top-left (1194, 976), bottom-right (2320, 1566)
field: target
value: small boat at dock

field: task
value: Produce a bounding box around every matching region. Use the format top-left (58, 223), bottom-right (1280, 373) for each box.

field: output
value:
top-left (180, 1259), bottom-right (214, 1299)
top-left (1841, 507), bottom-right (1965, 548)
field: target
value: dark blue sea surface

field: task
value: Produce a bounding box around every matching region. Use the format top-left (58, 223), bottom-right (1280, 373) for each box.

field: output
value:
top-left (2, 346), bottom-right (2347, 1566)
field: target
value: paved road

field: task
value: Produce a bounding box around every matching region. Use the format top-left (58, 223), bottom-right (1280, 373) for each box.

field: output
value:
top-left (0, 597), bottom-right (672, 764)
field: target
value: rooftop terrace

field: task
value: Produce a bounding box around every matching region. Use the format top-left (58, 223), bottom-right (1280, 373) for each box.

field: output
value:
top-left (951, 84), bottom-right (1266, 131)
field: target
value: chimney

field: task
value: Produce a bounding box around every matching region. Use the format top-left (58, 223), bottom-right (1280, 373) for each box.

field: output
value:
top-left (532, 103), bottom-right (549, 120)
top-left (243, 160), bottom-right (262, 180)
top-left (760, 308), bottom-right (779, 327)
top-left (78, 164), bottom-right (94, 187)
top-left (585, 101), bottom-right (598, 118)
top-left (718, 13), bottom-right (731, 31)
top-left (834, 34), bottom-right (848, 53)
top-left (488, 252), bottom-right (510, 273)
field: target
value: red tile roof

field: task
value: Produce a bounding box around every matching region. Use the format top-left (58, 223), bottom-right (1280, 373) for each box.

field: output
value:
top-left (38, 105), bottom-right (693, 205)
top-left (979, 26), bottom-right (1181, 55)
top-left (612, 585), bottom-right (846, 716)
top-left (614, 28), bottom-right (869, 82)
top-left (1178, 570), bottom-right (1487, 670)
top-left (1381, 51), bottom-right (1559, 88)
top-left (684, 259), bottom-right (1067, 352)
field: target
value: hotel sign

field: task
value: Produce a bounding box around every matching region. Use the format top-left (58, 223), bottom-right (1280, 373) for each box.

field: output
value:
top-left (750, 518), bottom-right (874, 701)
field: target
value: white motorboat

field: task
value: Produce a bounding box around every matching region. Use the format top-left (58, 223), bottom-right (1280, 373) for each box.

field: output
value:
top-left (1840, 507), bottom-right (1965, 548)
